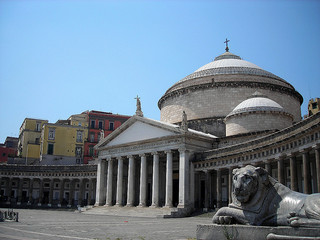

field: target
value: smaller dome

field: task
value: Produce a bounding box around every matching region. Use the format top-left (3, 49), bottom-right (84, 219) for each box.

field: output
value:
top-left (227, 92), bottom-right (285, 118)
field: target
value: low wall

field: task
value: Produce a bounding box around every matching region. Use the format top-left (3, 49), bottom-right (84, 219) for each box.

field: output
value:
top-left (197, 224), bottom-right (320, 240)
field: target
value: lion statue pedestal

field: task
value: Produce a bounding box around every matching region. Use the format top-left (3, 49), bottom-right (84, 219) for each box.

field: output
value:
top-left (197, 165), bottom-right (320, 240)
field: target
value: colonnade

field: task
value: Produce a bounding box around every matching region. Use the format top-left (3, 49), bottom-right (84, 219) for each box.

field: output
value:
top-left (198, 145), bottom-right (320, 209)
top-left (0, 177), bottom-right (96, 207)
top-left (95, 148), bottom-right (192, 209)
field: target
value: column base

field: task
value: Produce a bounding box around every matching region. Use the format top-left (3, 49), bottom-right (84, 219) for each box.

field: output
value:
top-left (137, 204), bottom-right (146, 208)
top-left (115, 203), bottom-right (123, 207)
top-left (125, 204), bottom-right (134, 207)
top-left (150, 204), bottom-right (159, 208)
top-left (163, 204), bottom-right (173, 209)
top-left (104, 203), bottom-right (113, 207)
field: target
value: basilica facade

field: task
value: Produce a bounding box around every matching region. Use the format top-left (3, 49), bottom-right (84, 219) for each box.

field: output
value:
top-left (94, 48), bottom-right (320, 216)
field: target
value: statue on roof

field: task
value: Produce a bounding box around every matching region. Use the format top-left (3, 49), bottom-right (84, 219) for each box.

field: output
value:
top-left (135, 95), bottom-right (144, 117)
top-left (181, 111), bottom-right (188, 132)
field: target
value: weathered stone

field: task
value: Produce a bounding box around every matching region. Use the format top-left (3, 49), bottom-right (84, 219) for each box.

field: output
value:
top-left (197, 224), bottom-right (320, 240)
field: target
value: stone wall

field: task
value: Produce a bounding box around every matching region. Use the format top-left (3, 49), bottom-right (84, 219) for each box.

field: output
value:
top-left (226, 112), bottom-right (293, 136)
top-left (160, 83), bottom-right (301, 124)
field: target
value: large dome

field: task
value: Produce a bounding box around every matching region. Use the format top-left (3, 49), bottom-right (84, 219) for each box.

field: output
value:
top-left (158, 50), bottom-right (303, 137)
top-left (162, 51), bottom-right (296, 95)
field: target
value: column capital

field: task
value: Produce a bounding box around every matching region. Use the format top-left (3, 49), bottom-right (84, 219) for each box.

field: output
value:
top-left (300, 147), bottom-right (312, 154)
top-left (178, 147), bottom-right (187, 153)
top-left (139, 153), bottom-right (147, 157)
top-left (313, 143), bottom-right (320, 150)
top-left (276, 154), bottom-right (287, 160)
top-left (127, 155), bottom-right (133, 159)
top-left (164, 150), bottom-right (172, 154)
top-left (287, 152), bottom-right (298, 158)
top-left (117, 156), bottom-right (124, 160)
top-left (151, 151), bottom-right (159, 156)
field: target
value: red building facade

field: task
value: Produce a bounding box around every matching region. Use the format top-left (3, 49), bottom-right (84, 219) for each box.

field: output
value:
top-left (84, 111), bottom-right (130, 164)
top-left (0, 137), bottom-right (18, 163)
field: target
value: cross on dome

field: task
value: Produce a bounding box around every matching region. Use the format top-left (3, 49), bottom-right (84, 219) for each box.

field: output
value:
top-left (224, 38), bottom-right (230, 52)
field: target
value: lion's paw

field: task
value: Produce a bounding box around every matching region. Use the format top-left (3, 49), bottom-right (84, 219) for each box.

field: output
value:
top-left (213, 216), bottom-right (234, 224)
top-left (287, 212), bottom-right (300, 227)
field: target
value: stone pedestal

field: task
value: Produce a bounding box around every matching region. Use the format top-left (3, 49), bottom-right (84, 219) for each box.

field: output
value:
top-left (197, 224), bottom-right (320, 240)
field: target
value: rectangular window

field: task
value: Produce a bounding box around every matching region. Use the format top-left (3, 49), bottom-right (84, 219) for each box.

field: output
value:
top-left (75, 147), bottom-right (82, 157)
top-left (89, 146), bottom-right (94, 156)
top-left (76, 131), bottom-right (83, 142)
top-left (90, 133), bottom-right (95, 142)
top-left (109, 122), bottom-right (114, 130)
top-left (48, 128), bottom-right (55, 140)
top-left (47, 143), bottom-right (54, 155)
top-left (98, 121), bottom-right (103, 129)
top-left (91, 120), bottom-right (95, 129)
top-left (36, 122), bottom-right (41, 131)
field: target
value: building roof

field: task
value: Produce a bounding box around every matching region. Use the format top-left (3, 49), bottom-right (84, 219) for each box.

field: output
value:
top-left (226, 92), bottom-right (289, 118)
top-left (176, 51), bottom-right (290, 86)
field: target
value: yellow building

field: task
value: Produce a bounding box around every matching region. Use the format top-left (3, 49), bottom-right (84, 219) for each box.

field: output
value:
top-left (68, 113), bottom-right (89, 127)
top-left (18, 118), bottom-right (48, 161)
top-left (40, 122), bottom-right (88, 164)
top-left (308, 98), bottom-right (320, 116)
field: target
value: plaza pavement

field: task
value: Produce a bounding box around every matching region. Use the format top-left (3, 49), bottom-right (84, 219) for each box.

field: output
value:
top-left (0, 208), bottom-right (213, 240)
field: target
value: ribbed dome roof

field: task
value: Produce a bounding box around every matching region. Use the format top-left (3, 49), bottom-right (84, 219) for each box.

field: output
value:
top-left (163, 51), bottom-right (295, 96)
top-left (179, 51), bottom-right (286, 83)
top-left (226, 92), bottom-right (288, 118)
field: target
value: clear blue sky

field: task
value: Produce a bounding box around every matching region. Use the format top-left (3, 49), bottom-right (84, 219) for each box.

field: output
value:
top-left (0, 0), bottom-right (319, 142)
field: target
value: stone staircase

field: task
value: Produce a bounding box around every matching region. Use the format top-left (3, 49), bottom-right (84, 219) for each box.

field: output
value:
top-left (80, 205), bottom-right (187, 218)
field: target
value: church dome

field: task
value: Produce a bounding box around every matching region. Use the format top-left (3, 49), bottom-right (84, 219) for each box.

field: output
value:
top-left (225, 93), bottom-right (293, 136)
top-left (227, 92), bottom-right (285, 117)
top-left (158, 47), bottom-right (302, 137)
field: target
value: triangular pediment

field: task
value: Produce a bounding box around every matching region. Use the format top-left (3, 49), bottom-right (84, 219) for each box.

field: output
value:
top-left (96, 116), bottom-right (182, 148)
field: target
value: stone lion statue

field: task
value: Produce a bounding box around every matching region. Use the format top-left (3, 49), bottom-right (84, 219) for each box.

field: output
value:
top-left (212, 165), bottom-right (320, 227)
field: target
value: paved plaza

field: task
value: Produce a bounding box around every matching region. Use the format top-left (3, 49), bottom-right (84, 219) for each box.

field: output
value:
top-left (0, 208), bottom-right (212, 240)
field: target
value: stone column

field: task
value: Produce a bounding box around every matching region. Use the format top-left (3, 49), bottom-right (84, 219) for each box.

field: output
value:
top-left (264, 160), bottom-right (271, 175)
top-left (116, 157), bottom-right (124, 206)
top-left (38, 179), bottom-right (43, 206)
top-left (151, 152), bottom-right (159, 207)
top-left (95, 158), bottom-right (106, 206)
top-left (105, 159), bottom-right (114, 206)
top-left (189, 160), bottom-right (195, 208)
top-left (165, 151), bottom-right (173, 208)
top-left (228, 168), bottom-right (233, 204)
top-left (139, 154), bottom-right (147, 207)
top-left (28, 178), bottom-right (34, 205)
top-left (78, 178), bottom-right (84, 206)
top-left (126, 155), bottom-right (135, 207)
top-left (315, 145), bottom-right (320, 193)
top-left (59, 179), bottom-right (65, 207)
top-left (302, 149), bottom-right (311, 194)
top-left (68, 179), bottom-right (75, 207)
top-left (17, 178), bottom-right (23, 205)
top-left (204, 170), bottom-right (211, 209)
top-left (87, 178), bottom-right (93, 205)
top-left (277, 157), bottom-right (284, 184)
top-left (48, 178), bottom-right (54, 206)
top-left (289, 153), bottom-right (298, 191)
top-left (178, 148), bottom-right (190, 208)
top-left (216, 169), bottom-right (222, 208)
top-left (6, 177), bottom-right (12, 204)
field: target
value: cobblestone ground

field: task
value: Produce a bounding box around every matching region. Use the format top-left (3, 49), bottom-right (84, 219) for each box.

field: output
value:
top-left (0, 208), bottom-right (212, 240)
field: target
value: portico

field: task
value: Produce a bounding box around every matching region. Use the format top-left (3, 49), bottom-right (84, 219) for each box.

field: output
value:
top-left (94, 115), bottom-right (215, 214)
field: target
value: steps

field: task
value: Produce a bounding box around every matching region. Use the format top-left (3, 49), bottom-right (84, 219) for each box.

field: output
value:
top-left (81, 205), bottom-right (183, 218)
